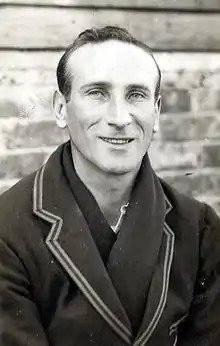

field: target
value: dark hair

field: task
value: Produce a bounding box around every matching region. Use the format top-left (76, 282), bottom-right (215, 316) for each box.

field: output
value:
top-left (56, 26), bottom-right (161, 102)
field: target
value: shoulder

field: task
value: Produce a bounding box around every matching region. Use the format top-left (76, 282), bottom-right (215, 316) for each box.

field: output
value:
top-left (160, 177), bottom-right (220, 237)
top-left (161, 179), bottom-right (220, 281)
top-left (0, 171), bottom-right (38, 242)
top-left (161, 178), bottom-right (204, 220)
top-left (0, 171), bottom-right (36, 214)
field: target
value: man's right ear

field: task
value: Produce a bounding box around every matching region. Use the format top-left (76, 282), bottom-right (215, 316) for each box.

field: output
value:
top-left (53, 90), bottom-right (67, 129)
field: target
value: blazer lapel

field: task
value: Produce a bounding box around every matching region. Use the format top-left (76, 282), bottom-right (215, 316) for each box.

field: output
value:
top-left (133, 196), bottom-right (175, 346)
top-left (32, 145), bottom-right (132, 345)
top-left (106, 158), bottom-right (166, 336)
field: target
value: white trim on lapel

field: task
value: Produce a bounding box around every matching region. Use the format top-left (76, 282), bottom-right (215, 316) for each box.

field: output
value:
top-left (134, 195), bottom-right (175, 346)
top-left (169, 313), bottom-right (188, 336)
top-left (169, 313), bottom-right (188, 346)
top-left (33, 165), bottom-right (132, 345)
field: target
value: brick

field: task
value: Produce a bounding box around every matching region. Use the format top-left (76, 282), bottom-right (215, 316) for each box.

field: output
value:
top-left (203, 70), bottom-right (220, 88)
top-left (0, 120), bottom-right (68, 149)
top-left (157, 53), bottom-right (220, 73)
top-left (201, 144), bottom-right (220, 168)
top-left (0, 86), bottom-right (55, 119)
top-left (2, 7), bottom-right (220, 51)
top-left (161, 71), bottom-right (209, 90)
top-left (149, 141), bottom-right (200, 170)
top-left (201, 172), bottom-right (220, 196)
top-left (196, 114), bottom-right (220, 140)
top-left (158, 113), bottom-right (220, 141)
top-left (161, 89), bottom-right (191, 113)
top-left (0, 69), bottom-right (56, 86)
top-left (191, 88), bottom-right (220, 112)
top-left (3, 0), bottom-right (220, 10)
top-left (0, 99), bottom-right (20, 118)
top-left (159, 115), bottom-right (196, 141)
top-left (0, 152), bottom-right (45, 179)
top-left (0, 52), bottom-right (60, 70)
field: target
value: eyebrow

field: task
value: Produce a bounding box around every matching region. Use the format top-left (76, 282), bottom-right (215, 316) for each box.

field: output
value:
top-left (80, 82), bottom-right (151, 93)
top-left (80, 82), bottom-right (111, 92)
top-left (127, 84), bottom-right (151, 93)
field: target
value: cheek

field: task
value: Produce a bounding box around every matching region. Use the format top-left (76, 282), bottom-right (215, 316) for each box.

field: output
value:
top-left (132, 101), bottom-right (156, 119)
top-left (70, 101), bottom-right (105, 128)
top-left (66, 110), bottom-right (100, 147)
top-left (135, 113), bottom-right (156, 137)
top-left (66, 103), bottom-right (89, 132)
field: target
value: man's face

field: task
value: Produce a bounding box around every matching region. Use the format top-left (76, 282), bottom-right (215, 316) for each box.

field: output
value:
top-left (59, 40), bottom-right (160, 175)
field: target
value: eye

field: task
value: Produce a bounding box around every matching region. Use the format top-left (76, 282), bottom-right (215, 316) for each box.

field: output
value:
top-left (127, 91), bottom-right (146, 102)
top-left (87, 89), bottom-right (106, 100)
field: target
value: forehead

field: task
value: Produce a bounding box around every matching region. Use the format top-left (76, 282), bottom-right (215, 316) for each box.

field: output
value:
top-left (67, 40), bottom-right (158, 89)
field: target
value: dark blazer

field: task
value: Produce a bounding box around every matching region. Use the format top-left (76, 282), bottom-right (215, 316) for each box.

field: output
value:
top-left (0, 142), bottom-right (220, 346)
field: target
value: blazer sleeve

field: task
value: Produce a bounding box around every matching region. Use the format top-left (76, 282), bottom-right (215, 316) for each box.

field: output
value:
top-left (178, 203), bottom-right (220, 346)
top-left (0, 239), bottom-right (49, 346)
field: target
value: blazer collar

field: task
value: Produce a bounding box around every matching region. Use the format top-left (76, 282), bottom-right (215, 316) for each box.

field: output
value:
top-left (133, 196), bottom-right (175, 346)
top-left (33, 143), bottom-right (175, 345)
top-left (106, 152), bottom-right (169, 336)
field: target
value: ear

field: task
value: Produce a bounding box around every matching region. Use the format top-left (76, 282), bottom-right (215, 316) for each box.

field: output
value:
top-left (153, 95), bottom-right (161, 133)
top-left (53, 90), bottom-right (67, 129)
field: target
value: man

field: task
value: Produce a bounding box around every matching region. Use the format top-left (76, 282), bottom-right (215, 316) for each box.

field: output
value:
top-left (0, 26), bottom-right (220, 346)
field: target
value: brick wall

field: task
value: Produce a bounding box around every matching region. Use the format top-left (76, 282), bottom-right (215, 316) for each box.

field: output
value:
top-left (1, 1), bottom-right (220, 214)
top-left (150, 54), bottom-right (220, 213)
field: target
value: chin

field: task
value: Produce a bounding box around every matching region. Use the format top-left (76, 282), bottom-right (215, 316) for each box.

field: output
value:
top-left (99, 161), bottom-right (139, 176)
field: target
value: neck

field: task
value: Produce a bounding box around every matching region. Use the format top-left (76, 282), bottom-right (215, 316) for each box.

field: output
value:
top-left (70, 144), bottom-right (140, 226)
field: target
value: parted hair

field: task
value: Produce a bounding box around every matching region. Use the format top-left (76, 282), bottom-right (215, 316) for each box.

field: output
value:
top-left (56, 26), bottom-right (161, 102)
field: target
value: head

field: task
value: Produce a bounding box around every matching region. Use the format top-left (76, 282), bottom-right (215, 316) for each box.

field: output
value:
top-left (53, 26), bottom-right (161, 176)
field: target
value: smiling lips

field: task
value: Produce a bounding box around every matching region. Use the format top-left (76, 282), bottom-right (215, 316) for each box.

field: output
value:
top-left (99, 136), bottom-right (134, 145)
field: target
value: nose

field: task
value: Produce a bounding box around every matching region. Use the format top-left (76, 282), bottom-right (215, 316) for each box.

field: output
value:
top-left (107, 96), bottom-right (132, 128)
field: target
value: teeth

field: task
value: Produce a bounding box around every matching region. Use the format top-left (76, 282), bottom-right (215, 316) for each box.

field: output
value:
top-left (101, 137), bottom-right (131, 144)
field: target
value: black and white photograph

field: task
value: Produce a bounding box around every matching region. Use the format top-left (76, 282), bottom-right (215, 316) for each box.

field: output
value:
top-left (0, 1), bottom-right (220, 345)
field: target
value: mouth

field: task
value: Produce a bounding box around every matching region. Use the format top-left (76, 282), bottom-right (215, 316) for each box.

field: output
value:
top-left (99, 137), bottom-right (134, 145)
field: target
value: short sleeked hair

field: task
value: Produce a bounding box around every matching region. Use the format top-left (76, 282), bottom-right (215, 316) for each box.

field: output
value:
top-left (56, 26), bottom-right (161, 102)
